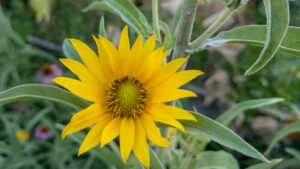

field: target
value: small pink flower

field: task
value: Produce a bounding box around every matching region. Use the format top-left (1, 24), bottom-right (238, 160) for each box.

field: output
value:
top-left (37, 64), bottom-right (62, 84)
top-left (35, 124), bottom-right (52, 140)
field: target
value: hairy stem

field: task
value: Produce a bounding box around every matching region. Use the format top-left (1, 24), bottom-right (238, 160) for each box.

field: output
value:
top-left (188, 7), bottom-right (235, 53)
top-left (152, 0), bottom-right (161, 42)
top-left (172, 0), bottom-right (198, 63)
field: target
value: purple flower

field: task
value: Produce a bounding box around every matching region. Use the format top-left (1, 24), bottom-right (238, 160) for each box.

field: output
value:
top-left (35, 124), bottom-right (52, 140)
top-left (37, 64), bottom-right (62, 84)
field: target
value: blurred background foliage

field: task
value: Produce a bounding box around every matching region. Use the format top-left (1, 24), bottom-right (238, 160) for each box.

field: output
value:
top-left (1, 0), bottom-right (300, 168)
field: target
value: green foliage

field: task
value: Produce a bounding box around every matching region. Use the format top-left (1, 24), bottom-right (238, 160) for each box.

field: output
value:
top-left (285, 148), bottom-right (300, 161)
top-left (62, 39), bottom-right (82, 62)
top-left (99, 16), bottom-right (107, 38)
top-left (192, 151), bottom-right (239, 169)
top-left (56, 124), bottom-right (127, 169)
top-left (245, 0), bottom-right (289, 75)
top-left (180, 112), bottom-right (268, 162)
top-left (84, 0), bottom-right (153, 37)
top-left (203, 25), bottom-right (300, 56)
top-left (265, 122), bottom-right (300, 155)
top-left (216, 98), bottom-right (284, 126)
top-left (0, 84), bottom-right (89, 110)
top-left (159, 21), bottom-right (172, 49)
top-left (149, 148), bottom-right (164, 169)
top-left (170, 1), bottom-right (183, 38)
top-left (245, 159), bottom-right (282, 169)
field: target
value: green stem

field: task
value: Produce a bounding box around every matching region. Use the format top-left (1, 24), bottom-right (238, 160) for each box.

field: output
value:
top-left (152, 0), bottom-right (161, 42)
top-left (188, 7), bottom-right (235, 53)
top-left (172, 0), bottom-right (198, 62)
top-left (156, 127), bottom-right (169, 162)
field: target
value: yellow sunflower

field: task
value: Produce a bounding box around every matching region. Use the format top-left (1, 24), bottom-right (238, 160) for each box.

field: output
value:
top-left (53, 26), bottom-right (203, 168)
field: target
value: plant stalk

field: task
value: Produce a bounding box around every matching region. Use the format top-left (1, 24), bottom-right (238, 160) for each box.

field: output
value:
top-left (188, 7), bottom-right (235, 53)
top-left (152, 0), bottom-right (161, 42)
top-left (156, 0), bottom-right (199, 161)
top-left (171, 0), bottom-right (198, 64)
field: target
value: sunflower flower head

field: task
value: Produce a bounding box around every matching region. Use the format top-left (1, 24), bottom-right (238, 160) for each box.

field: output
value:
top-left (53, 26), bottom-right (203, 168)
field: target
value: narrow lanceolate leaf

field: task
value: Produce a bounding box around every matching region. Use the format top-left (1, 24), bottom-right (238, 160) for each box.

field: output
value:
top-left (99, 16), bottom-right (107, 38)
top-left (245, 159), bottom-right (282, 169)
top-left (245, 0), bottom-right (289, 75)
top-left (216, 98), bottom-right (284, 126)
top-left (180, 112), bottom-right (269, 162)
top-left (287, 103), bottom-right (300, 120)
top-left (285, 148), bottom-right (300, 161)
top-left (203, 25), bottom-right (300, 57)
top-left (265, 122), bottom-right (300, 155)
top-left (0, 84), bottom-right (89, 110)
top-left (149, 147), bottom-right (164, 169)
top-left (62, 38), bottom-right (82, 62)
top-left (171, 1), bottom-right (184, 37)
top-left (56, 124), bottom-right (127, 169)
top-left (159, 20), bottom-right (172, 49)
top-left (195, 151), bottom-right (239, 169)
top-left (84, 0), bottom-right (152, 36)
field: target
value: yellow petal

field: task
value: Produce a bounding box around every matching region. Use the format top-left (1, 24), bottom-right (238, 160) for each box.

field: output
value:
top-left (69, 38), bottom-right (107, 84)
top-left (139, 47), bottom-right (165, 83)
top-left (100, 117), bottom-right (122, 147)
top-left (150, 104), bottom-right (197, 121)
top-left (118, 26), bottom-right (130, 54)
top-left (133, 118), bottom-right (150, 169)
top-left (118, 26), bottom-right (130, 76)
top-left (99, 36), bottom-right (119, 77)
top-left (151, 89), bottom-right (197, 103)
top-left (150, 116), bottom-right (184, 132)
top-left (156, 70), bottom-right (204, 90)
top-left (71, 103), bottom-right (103, 122)
top-left (140, 114), bottom-right (172, 147)
top-left (133, 35), bottom-right (157, 78)
top-left (62, 109), bottom-right (106, 139)
top-left (131, 34), bottom-right (143, 55)
top-left (59, 58), bottom-right (101, 86)
top-left (53, 77), bottom-right (103, 102)
top-left (78, 114), bottom-right (112, 156)
top-left (147, 58), bottom-right (187, 88)
top-left (129, 34), bottom-right (143, 77)
top-left (120, 118), bottom-right (135, 163)
top-left (143, 35), bottom-right (156, 55)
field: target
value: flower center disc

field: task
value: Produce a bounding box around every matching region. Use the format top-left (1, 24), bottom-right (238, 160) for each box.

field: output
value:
top-left (106, 77), bottom-right (147, 118)
top-left (117, 81), bottom-right (140, 110)
top-left (42, 64), bottom-right (53, 75)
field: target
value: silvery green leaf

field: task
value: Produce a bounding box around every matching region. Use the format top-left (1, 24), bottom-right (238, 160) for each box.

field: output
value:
top-left (245, 0), bottom-right (289, 75)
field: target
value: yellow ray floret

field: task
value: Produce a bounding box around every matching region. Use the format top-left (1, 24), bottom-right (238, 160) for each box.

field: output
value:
top-left (53, 25), bottom-right (203, 168)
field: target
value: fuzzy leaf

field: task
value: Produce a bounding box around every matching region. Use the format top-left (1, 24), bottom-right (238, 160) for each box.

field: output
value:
top-left (149, 148), bottom-right (164, 169)
top-left (216, 98), bottom-right (284, 126)
top-left (159, 21), bottom-right (172, 49)
top-left (265, 122), bottom-right (300, 155)
top-left (245, 0), bottom-right (289, 75)
top-left (99, 16), bottom-right (107, 38)
top-left (84, 0), bottom-right (152, 36)
top-left (245, 159), bottom-right (282, 169)
top-left (0, 84), bottom-right (89, 110)
top-left (204, 25), bottom-right (300, 57)
top-left (180, 112), bottom-right (269, 162)
top-left (195, 151), bottom-right (239, 169)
